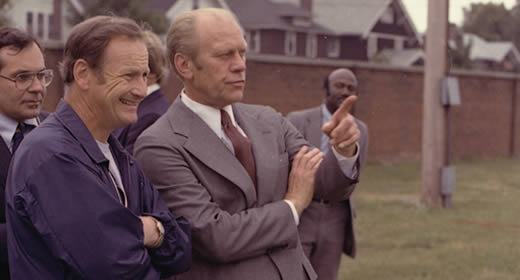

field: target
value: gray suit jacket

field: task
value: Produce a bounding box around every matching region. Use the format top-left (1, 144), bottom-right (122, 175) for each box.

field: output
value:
top-left (287, 106), bottom-right (368, 257)
top-left (134, 97), bottom-right (359, 280)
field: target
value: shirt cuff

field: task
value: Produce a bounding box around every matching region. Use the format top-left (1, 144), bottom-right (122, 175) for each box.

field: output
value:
top-left (332, 142), bottom-right (360, 178)
top-left (284, 200), bottom-right (299, 225)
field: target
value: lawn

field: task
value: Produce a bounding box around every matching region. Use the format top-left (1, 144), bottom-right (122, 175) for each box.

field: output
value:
top-left (338, 158), bottom-right (520, 280)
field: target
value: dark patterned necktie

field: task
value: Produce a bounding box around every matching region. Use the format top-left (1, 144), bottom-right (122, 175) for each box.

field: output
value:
top-left (221, 110), bottom-right (257, 186)
top-left (12, 123), bottom-right (36, 153)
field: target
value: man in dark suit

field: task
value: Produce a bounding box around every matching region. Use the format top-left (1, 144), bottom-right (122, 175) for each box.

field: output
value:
top-left (115, 30), bottom-right (170, 154)
top-left (135, 8), bottom-right (362, 280)
top-left (0, 27), bottom-right (53, 279)
top-left (287, 68), bottom-right (369, 280)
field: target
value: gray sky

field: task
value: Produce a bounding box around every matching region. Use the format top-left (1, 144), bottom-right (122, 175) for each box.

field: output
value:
top-left (401, 0), bottom-right (516, 33)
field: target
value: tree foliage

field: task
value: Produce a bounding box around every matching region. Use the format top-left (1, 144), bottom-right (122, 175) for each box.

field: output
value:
top-left (68, 0), bottom-right (168, 34)
top-left (449, 26), bottom-right (473, 70)
top-left (461, 3), bottom-right (513, 42)
top-left (0, 0), bottom-right (10, 27)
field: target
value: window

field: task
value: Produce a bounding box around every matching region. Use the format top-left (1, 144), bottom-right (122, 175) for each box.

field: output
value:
top-left (37, 13), bottom-right (44, 38)
top-left (327, 37), bottom-right (340, 58)
top-left (246, 30), bottom-right (261, 53)
top-left (367, 35), bottom-right (377, 58)
top-left (26, 12), bottom-right (33, 35)
top-left (48, 14), bottom-right (59, 40)
top-left (395, 37), bottom-right (404, 51)
top-left (380, 7), bottom-right (394, 24)
top-left (306, 34), bottom-right (317, 58)
top-left (285, 31), bottom-right (297, 56)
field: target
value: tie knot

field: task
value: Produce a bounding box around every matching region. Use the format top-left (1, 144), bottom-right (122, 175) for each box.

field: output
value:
top-left (221, 110), bottom-right (232, 128)
top-left (17, 122), bottom-right (36, 134)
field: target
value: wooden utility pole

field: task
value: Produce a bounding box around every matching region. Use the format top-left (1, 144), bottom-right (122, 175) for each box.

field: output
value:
top-left (422, 0), bottom-right (449, 208)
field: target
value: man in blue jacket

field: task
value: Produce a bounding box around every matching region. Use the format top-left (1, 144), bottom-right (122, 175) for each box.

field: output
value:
top-left (5, 16), bottom-right (191, 279)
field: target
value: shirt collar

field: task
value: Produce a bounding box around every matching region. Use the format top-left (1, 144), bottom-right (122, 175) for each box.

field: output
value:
top-left (147, 83), bottom-right (160, 96)
top-left (321, 103), bottom-right (332, 124)
top-left (180, 90), bottom-right (235, 139)
top-left (0, 113), bottom-right (39, 150)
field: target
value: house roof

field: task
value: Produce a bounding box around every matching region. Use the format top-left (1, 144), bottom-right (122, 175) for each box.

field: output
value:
top-left (377, 48), bottom-right (424, 66)
top-left (464, 33), bottom-right (520, 63)
top-left (311, 0), bottom-right (392, 36)
top-left (226, 0), bottom-right (329, 33)
top-left (274, 0), bottom-right (420, 43)
top-left (76, 0), bottom-right (176, 12)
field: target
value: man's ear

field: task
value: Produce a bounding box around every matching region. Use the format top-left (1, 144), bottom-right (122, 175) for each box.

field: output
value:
top-left (72, 59), bottom-right (90, 90)
top-left (174, 53), bottom-right (193, 80)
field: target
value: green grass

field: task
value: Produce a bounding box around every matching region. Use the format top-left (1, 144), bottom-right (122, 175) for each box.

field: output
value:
top-left (338, 158), bottom-right (520, 280)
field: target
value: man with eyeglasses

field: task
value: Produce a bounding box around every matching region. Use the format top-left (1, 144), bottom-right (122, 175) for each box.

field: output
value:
top-left (0, 27), bottom-right (52, 279)
top-left (286, 68), bottom-right (369, 280)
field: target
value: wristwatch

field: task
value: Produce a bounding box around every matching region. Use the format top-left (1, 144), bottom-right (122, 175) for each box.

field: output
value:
top-left (151, 217), bottom-right (165, 248)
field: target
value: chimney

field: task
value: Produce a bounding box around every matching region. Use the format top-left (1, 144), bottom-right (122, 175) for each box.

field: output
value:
top-left (301, 0), bottom-right (312, 13)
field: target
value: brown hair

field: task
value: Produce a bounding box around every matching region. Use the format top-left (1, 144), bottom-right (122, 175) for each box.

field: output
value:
top-left (60, 15), bottom-right (144, 84)
top-left (143, 30), bottom-right (169, 83)
top-left (0, 27), bottom-right (41, 70)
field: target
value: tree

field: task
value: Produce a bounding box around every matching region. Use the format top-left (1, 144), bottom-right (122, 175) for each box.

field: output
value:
top-left (0, 0), bottom-right (10, 27)
top-left (68, 0), bottom-right (168, 34)
top-left (449, 26), bottom-right (473, 70)
top-left (461, 3), bottom-right (513, 42)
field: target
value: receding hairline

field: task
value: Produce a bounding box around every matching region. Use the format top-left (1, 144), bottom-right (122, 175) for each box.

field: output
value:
top-left (328, 68), bottom-right (357, 82)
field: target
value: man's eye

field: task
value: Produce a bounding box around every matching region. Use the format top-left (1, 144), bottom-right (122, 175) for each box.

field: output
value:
top-left (16, 74), bottom-right (33, 82)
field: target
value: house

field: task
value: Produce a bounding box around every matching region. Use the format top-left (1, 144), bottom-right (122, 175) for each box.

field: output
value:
top-left (4, 0), bottom-right (84, 46)
top-left (271, 0), bottom-right (423, 61)
top-left (462, 33), bottom-right (520, 72)
top-left (3, 0), bottom-right (177, 46)
top-left (5, 0), bottom-right (423, 66)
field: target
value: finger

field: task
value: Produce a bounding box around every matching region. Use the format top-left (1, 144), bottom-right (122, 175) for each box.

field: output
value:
top-left (329, 116), bottom-right (358, 145)
top-left (332, 95), bottom-right (357, 121)
top-left (306, 151), bottom-right (323, 169)
top-left (292, 145), bottom-right (308, 168)
top-left (322, 119), bottom-right (337, 136)
top-left (302, 148), bottom-right (321, 167)
top-left (333, 129), bottom-right (359, 150)
top-left (322, 95), bottom-right (357, 136)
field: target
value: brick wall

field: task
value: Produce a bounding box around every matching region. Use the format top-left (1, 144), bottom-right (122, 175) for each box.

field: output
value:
top-left (41, 50), bottom-right (520, 162)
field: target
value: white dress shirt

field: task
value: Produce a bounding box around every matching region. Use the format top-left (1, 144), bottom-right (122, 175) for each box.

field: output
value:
top-left (0, 114), bottom-right (39, 153)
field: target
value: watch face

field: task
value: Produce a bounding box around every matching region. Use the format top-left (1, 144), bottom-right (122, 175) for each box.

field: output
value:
top-left (156, 219), bottom-right (165, 235)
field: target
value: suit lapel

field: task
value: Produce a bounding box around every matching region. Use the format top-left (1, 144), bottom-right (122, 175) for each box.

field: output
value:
top-left (168, 99), bottom-right (257, 207)
top-left (305, 107), bottom-right (322, 148)
top-left (0, 139), bottom-right (11, 187)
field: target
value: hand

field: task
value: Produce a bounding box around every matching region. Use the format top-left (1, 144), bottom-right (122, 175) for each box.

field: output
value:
top-left (284, 146), bottom-right (323, 215)
top-left (139, 216), bottom-right (162, 248)
top-left (322, 95), bottom-right (360, 157)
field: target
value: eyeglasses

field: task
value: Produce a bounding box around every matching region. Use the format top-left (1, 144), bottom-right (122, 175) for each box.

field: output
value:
top-left (0, 69), bottom-right (54, 90)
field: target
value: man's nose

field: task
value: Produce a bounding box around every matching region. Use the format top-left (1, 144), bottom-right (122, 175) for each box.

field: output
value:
top-left (27, 76), bottom-right (45, 93)
top-left (231, 53), bottom-right (246, 72)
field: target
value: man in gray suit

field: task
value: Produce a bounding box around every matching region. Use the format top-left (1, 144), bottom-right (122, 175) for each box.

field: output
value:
top-left (135, 8), bottom-right (362, 280)
top-left (287, 68), bottom-right (369, 280)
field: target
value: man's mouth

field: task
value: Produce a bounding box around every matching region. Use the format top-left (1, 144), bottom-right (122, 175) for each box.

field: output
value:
top-left (23, 100), bottom-right (42, 106)
top-left (120, 98), bottom-right (140, 106)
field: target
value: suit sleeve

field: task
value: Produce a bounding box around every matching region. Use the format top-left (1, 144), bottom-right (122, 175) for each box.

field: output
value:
top-left (135, 132), bottom-right (299, 264)
top-left (139, 174), bottom-right (192, 277)
top-left (284, 111), bottom-right (359, 201)
top-left (7, 153), bottom-right (162, 280)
